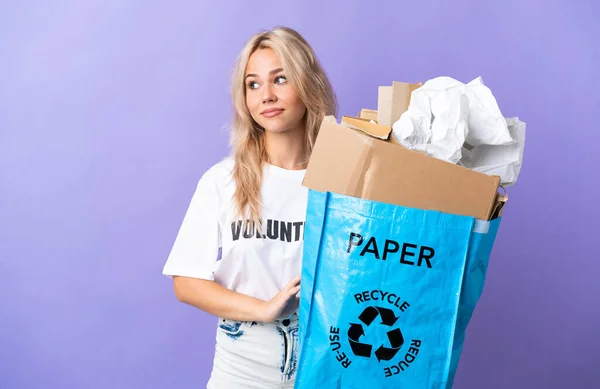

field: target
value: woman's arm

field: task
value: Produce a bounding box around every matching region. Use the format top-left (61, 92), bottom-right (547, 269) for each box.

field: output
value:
top-left (172, 275), bottom-right (300, 323)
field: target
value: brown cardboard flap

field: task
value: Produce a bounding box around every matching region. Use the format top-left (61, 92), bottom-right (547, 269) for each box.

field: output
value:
top-left (377, 86), bottom-right (393, 126)
top-left (341, 116), bottom-right (392, 140)
top-left (490, 188), bottom-right (508, 219)
top-left (377, 81), bottom-right (421, 126)
top-left (358, 109), bottom-right (378, 121)
top-left (304, 117), bottom-right (502, 221)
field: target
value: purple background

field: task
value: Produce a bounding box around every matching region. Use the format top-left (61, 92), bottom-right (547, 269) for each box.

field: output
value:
top-left (1, 1), bottom-right (598, 388)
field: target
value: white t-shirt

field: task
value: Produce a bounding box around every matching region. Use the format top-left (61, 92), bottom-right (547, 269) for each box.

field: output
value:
top-left (162, 157), bottom-right (308, 302)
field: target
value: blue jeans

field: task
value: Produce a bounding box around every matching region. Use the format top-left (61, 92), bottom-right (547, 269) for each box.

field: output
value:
top-left (207, 313), bottom-right (299, 389)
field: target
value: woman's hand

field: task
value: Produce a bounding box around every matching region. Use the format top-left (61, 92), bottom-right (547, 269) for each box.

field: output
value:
top-left (172, 275), bottom-right (301, 323)
top-left (260, 275), bottom-right (301, 322)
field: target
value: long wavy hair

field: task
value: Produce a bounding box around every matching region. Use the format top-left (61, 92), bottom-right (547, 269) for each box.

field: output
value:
top-left (229, 26), bottom-right (337, 228)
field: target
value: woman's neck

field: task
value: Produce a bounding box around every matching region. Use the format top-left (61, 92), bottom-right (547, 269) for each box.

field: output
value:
top-left (264, 128), bottom-right (307, 170)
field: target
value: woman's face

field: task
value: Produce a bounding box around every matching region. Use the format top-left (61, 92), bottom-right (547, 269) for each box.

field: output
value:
top-left (244, 48), bottom-right (307, 134)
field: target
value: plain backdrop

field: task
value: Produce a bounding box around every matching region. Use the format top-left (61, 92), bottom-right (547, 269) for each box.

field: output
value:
top-left (1, 1), bottom-right (599, 388)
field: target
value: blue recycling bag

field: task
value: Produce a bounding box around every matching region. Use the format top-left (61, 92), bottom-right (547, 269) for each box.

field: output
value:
top-left (446, 211), bottom-right (501, 387)
top-left (296, 190), bottom-right (501, 389)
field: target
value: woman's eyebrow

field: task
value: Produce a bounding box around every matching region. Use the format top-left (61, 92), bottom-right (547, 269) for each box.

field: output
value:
top-left (245, 68), bottom-right (284, 79)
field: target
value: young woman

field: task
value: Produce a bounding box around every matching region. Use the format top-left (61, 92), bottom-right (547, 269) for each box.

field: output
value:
top-left (162, 26), bottom-right (337, 388)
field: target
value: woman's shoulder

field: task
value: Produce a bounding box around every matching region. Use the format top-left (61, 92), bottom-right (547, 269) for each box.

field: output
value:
top-left (198, 156), bottom-right (235, 188)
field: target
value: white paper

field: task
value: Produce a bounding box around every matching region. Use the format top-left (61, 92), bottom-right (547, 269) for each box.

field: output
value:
top-left (460, 117), bottom-right (526, 187)
top-left (464, 77), bottom-right (514, 147)
top-left (391, 76), bottom-right (525, 186)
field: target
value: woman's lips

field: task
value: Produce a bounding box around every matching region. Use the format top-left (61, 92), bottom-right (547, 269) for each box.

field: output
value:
top-left (262, 108), bottom-right (284, 118)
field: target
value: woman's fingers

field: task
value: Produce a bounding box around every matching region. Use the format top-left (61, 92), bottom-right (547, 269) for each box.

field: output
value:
top-left (281, 276), bottom-right (300, 294)
top-left (288, 275), bottom-right (301, 287)
top-left (290, 284), bottom-right (300, 296)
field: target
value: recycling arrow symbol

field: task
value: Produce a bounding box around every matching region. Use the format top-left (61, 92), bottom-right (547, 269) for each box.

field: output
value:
top-left (348, 306), bottom-right (404, 362)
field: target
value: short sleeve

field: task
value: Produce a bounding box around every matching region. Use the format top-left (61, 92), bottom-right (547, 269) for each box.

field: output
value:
top-left (162, 172), bottom-right (221, 280)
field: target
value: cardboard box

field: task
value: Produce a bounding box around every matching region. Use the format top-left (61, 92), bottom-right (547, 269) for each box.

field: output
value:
top-left (302, 81), bottom-right (506, 221)
top-left (358, 108), bottom-right (378, 121)
top-left (377, 81), bottom-right (421, 126)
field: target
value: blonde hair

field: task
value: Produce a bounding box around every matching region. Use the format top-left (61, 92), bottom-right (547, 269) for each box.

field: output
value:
top-left (229, 26), bottom-right (337, 228)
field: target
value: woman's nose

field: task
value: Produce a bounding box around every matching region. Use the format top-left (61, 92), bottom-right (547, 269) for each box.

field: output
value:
top-left (262, 84), bottom-right (277, 103)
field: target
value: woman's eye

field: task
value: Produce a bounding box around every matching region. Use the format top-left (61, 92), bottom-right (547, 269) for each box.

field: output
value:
top-left (275, 76), bottom-right (287, 84)
top-left (247, 81), bottom-right (259, 89)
